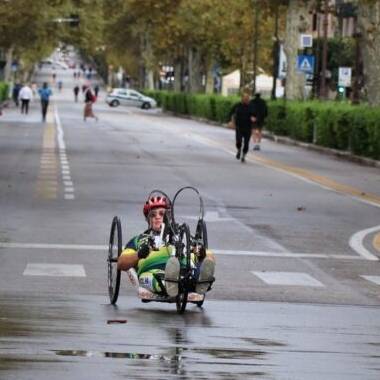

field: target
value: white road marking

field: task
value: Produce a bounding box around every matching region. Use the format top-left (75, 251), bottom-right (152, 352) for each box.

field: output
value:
top-left (0, 242), bottom-right (367, 260)
top-left (252, 271), bottom-right (324, 287)
top-left (361, 275), bottom-right (380, 286)
top-left (349, 226), bottom-right (380, 261)
top-left (23, 263), bottom-right (86, 277)
top-left (215, 249), bottom-right (364, 259)
top-left (55, 106), bottom-right (75, 200)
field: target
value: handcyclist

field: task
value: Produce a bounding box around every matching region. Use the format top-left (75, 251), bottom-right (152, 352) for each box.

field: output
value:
top-left (117, 195), bottom-right (215, 297)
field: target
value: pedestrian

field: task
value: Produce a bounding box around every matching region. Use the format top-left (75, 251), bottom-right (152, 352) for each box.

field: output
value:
top-left (18, 83), bottom-right (33, 114)
top-left (38, 82), bottom-right (52, 122)
top-left (83, 86), bottom-right (98, 121)
top-left (12, 83), bottom-right (21, 107)
top-left (58, 81), bottom-right (63, 92)
top-left (94, 84), bottom-right (99, 98)
top-left (250, 93), bottom-right (268, 151)
top-left (228, 90), bottom-right (256, 163)
top-left (73, 85), bottom-right (80, 102)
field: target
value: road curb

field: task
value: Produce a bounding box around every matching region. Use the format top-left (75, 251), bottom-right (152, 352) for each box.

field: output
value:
top-left (163, 110), bottom-right (380, 169)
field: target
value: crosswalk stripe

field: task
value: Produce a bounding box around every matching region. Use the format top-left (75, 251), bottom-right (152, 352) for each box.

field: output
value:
top-left (23, 263), bottom-right (86, 277)
top-left (252, 271), bottom-right (324, 287)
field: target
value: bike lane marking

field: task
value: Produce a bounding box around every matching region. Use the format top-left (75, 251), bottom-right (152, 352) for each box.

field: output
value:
top-left (35, 109), bottom-right (58, 199)
top-left (188, 134), bottom-right (380, 209)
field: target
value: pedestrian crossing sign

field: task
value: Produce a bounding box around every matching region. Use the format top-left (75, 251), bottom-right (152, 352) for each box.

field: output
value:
top-left (296, 55), bottom-right (315, 74)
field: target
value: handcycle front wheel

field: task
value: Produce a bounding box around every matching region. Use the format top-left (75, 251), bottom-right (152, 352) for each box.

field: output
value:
top-left (175, 223), bottom-right (191, 314)
top-left (108, 216), bottom-right (122, 305)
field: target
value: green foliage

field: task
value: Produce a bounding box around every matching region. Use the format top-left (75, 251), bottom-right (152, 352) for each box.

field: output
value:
top-left (0, 82), bottom-right (9, 101)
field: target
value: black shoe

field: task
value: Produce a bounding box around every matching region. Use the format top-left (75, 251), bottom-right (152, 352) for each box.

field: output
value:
top-left (236, 151), bottom-right (241, 160)
top-left (241, 154), bottom-right (246, 163)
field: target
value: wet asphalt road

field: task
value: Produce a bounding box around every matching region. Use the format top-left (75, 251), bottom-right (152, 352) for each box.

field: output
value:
top-left (1, 62), bottom-right (380, 379)
top-left (1, 295), bottom-right (380, 380)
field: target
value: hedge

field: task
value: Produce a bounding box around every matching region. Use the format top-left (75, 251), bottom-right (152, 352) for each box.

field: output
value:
top-left (0, 82), bottom-right (9, 101)
top-left (143, 90), bottom-right (380, 160)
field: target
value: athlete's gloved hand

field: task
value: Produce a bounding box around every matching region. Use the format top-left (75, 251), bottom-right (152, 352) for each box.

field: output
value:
top-left (137, 243), bottom-right (150, 259)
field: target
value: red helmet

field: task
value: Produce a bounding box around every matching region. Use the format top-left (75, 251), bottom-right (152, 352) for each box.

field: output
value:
top-left (143, 196), bottom-right (168, 217)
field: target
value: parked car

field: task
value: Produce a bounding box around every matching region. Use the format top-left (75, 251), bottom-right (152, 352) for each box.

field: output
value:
top-left (106, 88), bottom-right (157, 109)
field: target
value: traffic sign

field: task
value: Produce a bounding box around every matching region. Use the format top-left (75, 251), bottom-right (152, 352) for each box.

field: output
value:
top-left (296, 55), bottom-right (315, 74)
top-left (300, 34), bottom-right (313, 48)
top-left (338, 67), bottom-right (352, 87)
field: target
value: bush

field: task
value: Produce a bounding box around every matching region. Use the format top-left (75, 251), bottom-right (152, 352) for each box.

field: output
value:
top-left (0, 82), bottom-right (10, 101)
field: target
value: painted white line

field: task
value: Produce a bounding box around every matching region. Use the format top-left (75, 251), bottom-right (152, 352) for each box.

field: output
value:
top-left (62, 169), bottom-right (70, 175)
top-left (1, 242), bottom-right (106, 250)
top-left (62, 175), bottom-right (71, 181)
top-left (23, 263), bottom-right (86, 277)
top-left (64, 194), bottom-right (75, 200)
top-left (61, 164), bottom-right (70, 170)
top-left (214, 249), bottom-right (364, 260)
top-left (361, 275), bottom-right (380, 286)
top-left (0, 242), bottom-right (367, 260)
top-left (65, 187), bottom-right (74, 192)
top-left (55, 107), bottom-right (66, 151)
top-left (64, 181), bottom-right (73, 187)
top-left (252, 271), bottom-right (324, 287)
top-left (349, 226), bottom-right (380, 261)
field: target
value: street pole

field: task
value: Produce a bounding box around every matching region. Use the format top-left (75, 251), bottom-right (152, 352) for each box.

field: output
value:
top-left (352, 16), bottom-right (361, 105)
top-left (252, 0), bottom-right (259, 95)
top-left (320, 0), bottom-right (329, 99)
top-left (271, 5), bottom-right (279, 100)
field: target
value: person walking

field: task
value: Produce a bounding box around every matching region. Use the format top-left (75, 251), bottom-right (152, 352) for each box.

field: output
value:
top-left (250, 93), bottom-right (268, 151)
top-left (38, 82), bottom-right (52, 122)
top-left (83, 86), bottom-right (98, 121)
top-left (19, 84), bottom-right (33, 114)
top-left (228, 90), bottom-right (256, 163)
top-left (73, 85), bottom-right (80, 102)
top-left (12, 83), bottom-right (21, 107)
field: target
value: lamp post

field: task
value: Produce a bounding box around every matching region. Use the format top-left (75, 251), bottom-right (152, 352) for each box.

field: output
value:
top-left (271, 5), bottom-right (279, 100)
top-left (320, 0), bottom-right (329, 99)
top-left (252, 0), bottom-right (259, 95)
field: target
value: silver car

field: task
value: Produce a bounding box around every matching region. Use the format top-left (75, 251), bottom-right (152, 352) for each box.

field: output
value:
top-left (106, 88), bottom-right (157, 109)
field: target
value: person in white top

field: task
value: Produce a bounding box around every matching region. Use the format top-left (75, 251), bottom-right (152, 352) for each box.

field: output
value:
top-left (18, 84), bottom-right (33, 114)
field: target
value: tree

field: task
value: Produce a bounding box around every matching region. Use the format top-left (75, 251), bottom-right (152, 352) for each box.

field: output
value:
top-left (283, 0), bottom-right (316, 100)
top-left (357, 0), bottom-right (380, 106)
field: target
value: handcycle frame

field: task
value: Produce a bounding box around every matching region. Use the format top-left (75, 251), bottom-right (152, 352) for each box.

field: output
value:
top-left (107, 186), bottom-right (211, 314)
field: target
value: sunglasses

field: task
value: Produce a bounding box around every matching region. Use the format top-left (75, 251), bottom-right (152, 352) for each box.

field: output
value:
top-left (150, 210), bottom-right (165, 218)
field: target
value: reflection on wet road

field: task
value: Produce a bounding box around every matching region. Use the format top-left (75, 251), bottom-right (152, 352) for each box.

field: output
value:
top-left (1, 294), bottom-right (380, 379)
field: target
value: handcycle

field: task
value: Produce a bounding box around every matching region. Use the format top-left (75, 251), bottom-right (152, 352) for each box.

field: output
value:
top-left (107, 186), bottom-right (213, 314)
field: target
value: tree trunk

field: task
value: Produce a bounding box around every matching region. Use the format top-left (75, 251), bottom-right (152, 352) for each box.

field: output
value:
top-left (357, 1), bottom-right (380, 106)
top-left (188, 47), bottom-right (202, 93)
top-left (4, 47), bottom-right (14, 82)
top-left (141, 31), bottom-right (155, 90)
top-left (205, 58), bottom-right (215, 94)
top-left (284, 0), bottom-right (315, 100)
top-left (174, 57), bottom-right (182, 92)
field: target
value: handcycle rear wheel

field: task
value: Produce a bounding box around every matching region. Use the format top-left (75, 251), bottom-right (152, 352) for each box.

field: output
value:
top-left (176, 223), bottom-right (191, 314)
top-left (195, 219), bottom-right (208, 307)
top-left (108, 216), bottom-right (122, 305)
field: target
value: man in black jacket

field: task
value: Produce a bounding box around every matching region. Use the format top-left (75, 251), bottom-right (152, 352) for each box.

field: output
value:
top-left (229, 90), bottom-right (256, 163)
top-left (250, 93), bottom-right (268, 151)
